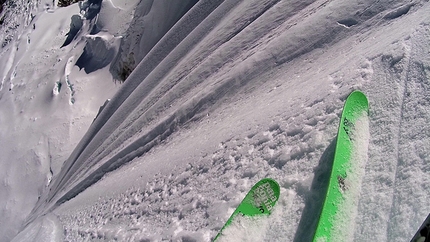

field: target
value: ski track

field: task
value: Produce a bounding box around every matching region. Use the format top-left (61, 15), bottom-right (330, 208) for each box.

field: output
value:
top-left (387, 23), bottom-right (430, 241)
top-left (355, 3), bottom-right (430, 241)
top-left (2, 0), bottom-right (429, 241)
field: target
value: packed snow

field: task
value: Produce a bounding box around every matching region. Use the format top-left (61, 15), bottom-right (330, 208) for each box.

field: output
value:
top-left (0, 0), bottom-right (429, 241)
top-left (217, 214), bottom-right (275, 242)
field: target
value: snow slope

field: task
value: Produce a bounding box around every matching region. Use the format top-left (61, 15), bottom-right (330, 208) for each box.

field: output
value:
top-left (0, 0), bottom-right (196, 240)
top-left (1, 0), bottom-right (429, 241)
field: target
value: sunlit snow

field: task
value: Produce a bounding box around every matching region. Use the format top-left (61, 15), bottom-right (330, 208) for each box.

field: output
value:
top-left (0, 0), bottom-right (429, 241)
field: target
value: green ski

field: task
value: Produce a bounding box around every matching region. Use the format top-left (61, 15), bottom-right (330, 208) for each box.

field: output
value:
top-left (313, 90), bottom-right (369, 242)
top-left (214, 178), bottom-right (280, 241)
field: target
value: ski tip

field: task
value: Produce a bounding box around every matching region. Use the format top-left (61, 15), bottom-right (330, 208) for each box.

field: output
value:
top-left (345, 90), bottom-right (369, 114)
top-left (257, 178), bottom-right (280, 187)
top-left (348, 90), bottom-right (368, 103)
top-left (213, 178), bottom-right (281, 241)
top-left (255, 178), bottom-right (281, 198)
top-left (349, 89), bottom-right (367, 99)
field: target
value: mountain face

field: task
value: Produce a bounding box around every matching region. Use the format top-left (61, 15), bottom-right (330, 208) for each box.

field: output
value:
top-left (1, 0), bottom-right (429, 241)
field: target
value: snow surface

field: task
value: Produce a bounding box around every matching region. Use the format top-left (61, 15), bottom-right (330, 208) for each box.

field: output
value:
top-left (0, 0), bottom-right (430, 241)
top-left (217, 214), bottom-right (274, 242)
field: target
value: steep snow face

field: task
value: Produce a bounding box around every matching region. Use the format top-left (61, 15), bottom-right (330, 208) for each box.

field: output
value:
top-left (0, 2), bottom-right (87, 240)
top-left (0, 0), bottom-right (196, 241)
top-left (2, 0), bottom-right (430, 241)
top-left (30, 0), bottom-right (430, 241)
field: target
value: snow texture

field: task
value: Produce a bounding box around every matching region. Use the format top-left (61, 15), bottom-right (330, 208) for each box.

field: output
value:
top-left (0, 0), bottom-right (429, 241)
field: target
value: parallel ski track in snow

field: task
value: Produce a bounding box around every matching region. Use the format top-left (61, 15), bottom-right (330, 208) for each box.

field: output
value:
top-left (386, 24), bottom-right (430, 241)
top-left (354, 4), bottom-right (430, 240)
top-left (386, 34), bottom-right (412, 241)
